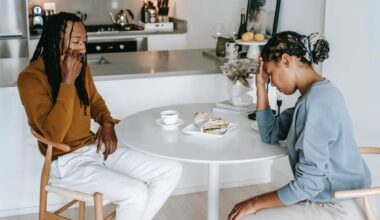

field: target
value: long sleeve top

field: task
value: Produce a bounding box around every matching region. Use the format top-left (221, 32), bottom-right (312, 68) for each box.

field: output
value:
top-left (256, 78), bottom-right (371, 205)
top-left (17, 59), bottom-right (114, 160)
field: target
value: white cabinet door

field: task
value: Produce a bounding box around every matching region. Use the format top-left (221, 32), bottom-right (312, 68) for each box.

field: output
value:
top-left (28, 39), bottom-right (39, 59)
top-left (148, 34), bottom-right (187, 51)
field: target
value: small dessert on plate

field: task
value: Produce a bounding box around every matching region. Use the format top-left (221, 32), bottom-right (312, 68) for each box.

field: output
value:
top-left (194, 112), bottom-right (209, 127)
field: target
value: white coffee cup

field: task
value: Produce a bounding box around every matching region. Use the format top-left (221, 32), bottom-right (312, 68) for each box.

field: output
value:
top-left (160, 110), bottom-right (179, 125)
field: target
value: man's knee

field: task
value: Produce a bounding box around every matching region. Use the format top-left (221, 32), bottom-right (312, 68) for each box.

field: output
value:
top-left (118, 181), bottom-right (148, 207)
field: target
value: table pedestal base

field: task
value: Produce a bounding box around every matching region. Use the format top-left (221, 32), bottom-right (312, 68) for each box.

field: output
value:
top-left (208, 163), bottom-right (220, 220)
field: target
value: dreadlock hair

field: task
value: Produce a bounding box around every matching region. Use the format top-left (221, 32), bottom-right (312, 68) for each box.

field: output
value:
top-left (31, 12), bottom-right (89, 113)
top-left (261, 31), bottom-right (330, 66)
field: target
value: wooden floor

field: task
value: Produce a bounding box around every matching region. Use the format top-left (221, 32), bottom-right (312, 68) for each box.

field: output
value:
top-left (0, 183), bottom-right (277, 220)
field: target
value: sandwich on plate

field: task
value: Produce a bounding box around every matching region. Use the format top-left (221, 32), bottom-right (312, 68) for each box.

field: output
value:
top-left (200, 117), bottom-right (230, 135)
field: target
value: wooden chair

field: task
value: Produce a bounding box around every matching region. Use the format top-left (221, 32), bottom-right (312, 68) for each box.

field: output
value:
top-left (31, 129), bottom-right (116, 220)
top-left (334, 147), bottom-right (380, 220)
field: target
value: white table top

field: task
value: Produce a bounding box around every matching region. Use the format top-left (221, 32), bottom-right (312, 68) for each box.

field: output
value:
top-left (116, 103), bottom-right (287, 164)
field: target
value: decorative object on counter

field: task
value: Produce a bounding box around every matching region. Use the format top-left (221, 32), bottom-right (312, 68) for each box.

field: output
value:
top-left (227, 23), bottom-right (239, 41)
top-left (109, 9), bottom-right (134, 27)
top-left (158, 0), bottom-right (170, 22)
top-left (246, 0), bottom-right (281, 38)
top-left (141, 1), bottom-right (149, 23)
top-left (76, 10), bottom-right (87, 21)
top-left (235, 39), bottom-right (267, 59)
top-left (219, 58), bottom-right (258, 106)
top-left (237, 8), bottom-right (247, 40)
top-left (31, 5), bottom-right (44, 34)
top-left (144, 22), bottom-right (173, 31)
top-left (211, 23), bottom-right (227, 57)
top-left (147, 0), bottom-right (158, 23)
top-left (215, 37), bottom-right (229, 57)
top-left (211, 23), bottom-right (226, 39)
top-left (225, 40), bottom-right (239, 60)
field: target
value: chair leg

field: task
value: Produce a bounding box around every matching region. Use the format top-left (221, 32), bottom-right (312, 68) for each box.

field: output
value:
top-left (39, 190), bottom-right (48, 220)
top-left (94, 193), bottom-right (104, 220)
top-left (79, 201), bottom-right (86, 220)
top-left (363, 196), bottom-right (376, 220)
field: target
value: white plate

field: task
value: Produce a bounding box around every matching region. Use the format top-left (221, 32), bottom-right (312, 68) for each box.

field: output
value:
top-left (235, 39), bottom-right (268, 46)
top-left (182, 123), bottom-right (237, 138)
top-left (156, 118), bottom-right (184, 129)
top-left (250, 121), bottom-right (259, 132)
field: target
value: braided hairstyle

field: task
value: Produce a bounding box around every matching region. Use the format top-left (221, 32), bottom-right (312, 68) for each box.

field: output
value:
top-left (31, 12), bottom-right (89, 110)
top-left (261, 31), bottom-right (330, 65)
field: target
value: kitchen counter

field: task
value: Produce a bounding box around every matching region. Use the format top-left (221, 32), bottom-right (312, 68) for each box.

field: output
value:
top-left (0, 49), bottom-right (220, 87)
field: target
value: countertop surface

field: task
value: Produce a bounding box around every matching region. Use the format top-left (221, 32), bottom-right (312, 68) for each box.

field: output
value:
top-left (0, 49), bottom-right (220, 88)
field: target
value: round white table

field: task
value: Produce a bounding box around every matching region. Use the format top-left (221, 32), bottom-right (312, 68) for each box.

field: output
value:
top-left (116, 103), bottom-right (287, 220)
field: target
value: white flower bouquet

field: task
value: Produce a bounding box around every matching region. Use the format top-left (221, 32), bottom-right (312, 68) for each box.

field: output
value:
top-left (219, 58), bottom-right (259, 88)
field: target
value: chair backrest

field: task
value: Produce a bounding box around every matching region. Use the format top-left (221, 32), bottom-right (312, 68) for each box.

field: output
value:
top-left (359, 147), bottom-right (380, 155)
top-left (31, 129), bottom-right (70, 188)
top-left (30, 129), bottom-right (116, 220)
top-left (334, 146), bottom-right (380, 220)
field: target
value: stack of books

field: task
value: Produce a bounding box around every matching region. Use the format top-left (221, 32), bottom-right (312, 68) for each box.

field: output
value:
top-left (213, 100), bottom-right (256, 115)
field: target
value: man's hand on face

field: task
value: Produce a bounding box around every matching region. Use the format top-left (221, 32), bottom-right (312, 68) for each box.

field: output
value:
top-left (96, 122), bottom-right (118, 161)
top-left (60, 49), bottom-right (83, 85)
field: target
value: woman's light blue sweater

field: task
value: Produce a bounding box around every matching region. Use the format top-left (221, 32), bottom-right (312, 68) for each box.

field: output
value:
top-left (256, 79), bottom-right (371, 205)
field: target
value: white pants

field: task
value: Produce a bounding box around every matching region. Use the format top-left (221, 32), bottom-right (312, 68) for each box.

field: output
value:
top-left (50, 145), bottom-right (182, 220)
top-left (242, 199), bottom-right (373, 220)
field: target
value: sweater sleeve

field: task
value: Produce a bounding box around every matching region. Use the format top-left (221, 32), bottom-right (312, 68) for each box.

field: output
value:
top-left (17, 72), bottom-right (75, 143)
top-left (86, 67), bottom-right (114, 125)
top-left (256, 107), bottom-right (294, 144)
top-left (277, 98), bottom-right (339, 205)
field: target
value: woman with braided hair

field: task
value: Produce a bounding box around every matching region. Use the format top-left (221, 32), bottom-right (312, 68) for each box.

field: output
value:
top-left (17, 12), bottom-right (182, 220)
top-left (229, 31), bottom-right (371, 220)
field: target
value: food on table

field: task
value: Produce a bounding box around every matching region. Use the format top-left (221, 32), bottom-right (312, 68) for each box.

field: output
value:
top-left (193, 112), bottom-right (230, 135)
top-left (194, 112), bottom-right (209, 127)
top-left (241, 32), bottom-right (254, 41)
top-left (254, 33), bottom-right (265, 42)
top-left (200, 117), bottom-right (230, 135)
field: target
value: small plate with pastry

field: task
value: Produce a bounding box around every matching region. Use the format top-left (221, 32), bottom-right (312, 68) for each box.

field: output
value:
top-left (182, 112), bottom-right (237, 138)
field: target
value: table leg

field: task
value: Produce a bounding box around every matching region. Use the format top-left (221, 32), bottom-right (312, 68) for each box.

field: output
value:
top-left (208, 163), bottom-right (220, 220)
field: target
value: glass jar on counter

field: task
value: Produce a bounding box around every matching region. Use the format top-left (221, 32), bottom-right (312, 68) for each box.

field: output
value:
top-left (147, 8), bottom-right (157, 23)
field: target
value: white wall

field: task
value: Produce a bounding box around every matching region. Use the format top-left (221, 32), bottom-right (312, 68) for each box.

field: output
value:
top-left (324, 0), bottom-right (380, 214)
top-left (173, 0), bottom-right (247, 49)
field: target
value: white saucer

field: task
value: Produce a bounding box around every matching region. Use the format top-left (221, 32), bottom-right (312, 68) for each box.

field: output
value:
top-left (156, 118), bottom-right (184, 129)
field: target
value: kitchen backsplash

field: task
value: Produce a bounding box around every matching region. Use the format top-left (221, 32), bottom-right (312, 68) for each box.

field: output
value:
top-left (28, 0), bottom-right (176, 25)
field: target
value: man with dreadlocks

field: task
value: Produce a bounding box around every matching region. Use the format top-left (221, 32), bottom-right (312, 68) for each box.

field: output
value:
top-left (17, 12), bottom-right (182, 220)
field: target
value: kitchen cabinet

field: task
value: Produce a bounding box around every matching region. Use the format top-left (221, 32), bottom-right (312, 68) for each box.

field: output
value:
top-left (28, 39), bottom-right (39, 58)
top-left (148, 33), bottom-right (187, 51)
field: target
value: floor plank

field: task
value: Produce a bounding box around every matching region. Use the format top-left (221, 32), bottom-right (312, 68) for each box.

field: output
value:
top-left (0, 183), bottom-right (274, 220)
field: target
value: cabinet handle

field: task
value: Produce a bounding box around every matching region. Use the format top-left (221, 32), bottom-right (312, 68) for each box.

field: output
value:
top-left (0, 33), bottom-right (24, 38)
